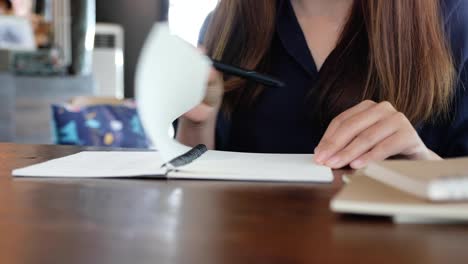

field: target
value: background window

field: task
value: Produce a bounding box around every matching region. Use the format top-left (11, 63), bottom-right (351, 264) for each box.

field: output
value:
top-left (168, 0), bottom-right (218, 46)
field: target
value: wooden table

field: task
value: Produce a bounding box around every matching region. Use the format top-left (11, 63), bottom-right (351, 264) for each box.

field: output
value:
top-left (0, 143), bottom-right (467, 264)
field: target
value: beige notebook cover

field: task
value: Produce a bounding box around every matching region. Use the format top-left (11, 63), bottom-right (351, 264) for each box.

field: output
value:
top-left (331, 175), bottom-right (468, 222)
top-left (364, 158), bottom-right (468, 201)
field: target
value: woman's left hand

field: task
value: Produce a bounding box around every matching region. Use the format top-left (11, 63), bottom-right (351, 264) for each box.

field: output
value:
top-left (314, 100), bottom-right (442, 169)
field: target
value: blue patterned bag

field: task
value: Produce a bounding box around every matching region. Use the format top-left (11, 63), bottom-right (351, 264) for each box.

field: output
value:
top-left (51, 102), bottom-right (151, 148)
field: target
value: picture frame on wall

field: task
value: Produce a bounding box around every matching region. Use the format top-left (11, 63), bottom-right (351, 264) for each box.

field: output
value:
top-left (0, 15), bottom-right (36, 51)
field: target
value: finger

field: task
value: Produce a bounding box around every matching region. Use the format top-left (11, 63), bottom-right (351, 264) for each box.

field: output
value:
top-left (207, 68), bottom-right (221, 85)
top-left (183, 104), bottom-right (215, 123)
top-left (349, 129), bottom-right (413, 169)
top-left (315, 101), bottom-right (396, 164)
top-left (203, 69), bottom-right (224, 107)
top-left (350, 111), bottom-right (428, 169)
top-left (351, 113), bottom-right (425, 169)
top-left (317, 100), bottom-right (377, 150)
top-left (324, 112), bottom-right (402, 168)
top-left (315, 100), bottom-right (376, 162)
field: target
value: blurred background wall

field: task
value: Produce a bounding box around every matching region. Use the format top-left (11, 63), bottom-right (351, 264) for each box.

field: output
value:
top-left (96, 0), bottom-right (168, 98)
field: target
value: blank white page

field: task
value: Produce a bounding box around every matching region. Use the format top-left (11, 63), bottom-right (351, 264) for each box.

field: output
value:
top-left (172, 151), bottom-right (334, 183)
top-left (12, 152), bottom-right (165, 178)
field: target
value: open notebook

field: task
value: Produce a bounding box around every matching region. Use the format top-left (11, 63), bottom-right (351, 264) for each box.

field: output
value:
top-left (12, 151), bottom-right (332, 182)
top-left (13, 23), bottom-right (333, 183)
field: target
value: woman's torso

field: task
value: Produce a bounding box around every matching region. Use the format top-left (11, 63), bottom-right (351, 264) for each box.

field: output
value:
top-left (206, 0), bottom-right (468, 157)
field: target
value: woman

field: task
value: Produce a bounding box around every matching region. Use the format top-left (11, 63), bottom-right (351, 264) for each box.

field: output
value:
top-left (177, 0), bottom-right (468, 169)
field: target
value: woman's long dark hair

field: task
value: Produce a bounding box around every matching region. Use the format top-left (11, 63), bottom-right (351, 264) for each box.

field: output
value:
top-left (3, 0), bottom-right (12, 10)
top-left (204, 0), bottom-right (455, 125)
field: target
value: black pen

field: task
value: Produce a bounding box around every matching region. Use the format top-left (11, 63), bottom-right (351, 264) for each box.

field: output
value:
top-left (211, 59), bottom-right (286, 88)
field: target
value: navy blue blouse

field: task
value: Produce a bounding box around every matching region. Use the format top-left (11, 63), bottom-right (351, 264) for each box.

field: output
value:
top-left (199, 0), bottom-right (468, 157)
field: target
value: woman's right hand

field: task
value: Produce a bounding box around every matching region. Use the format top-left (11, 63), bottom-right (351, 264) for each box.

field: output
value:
top-left (182, 68), bottom-right (224, 124)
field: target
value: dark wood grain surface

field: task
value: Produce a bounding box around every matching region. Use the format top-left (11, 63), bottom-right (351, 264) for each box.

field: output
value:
top-left (0, 143), bottom-right (467, 264)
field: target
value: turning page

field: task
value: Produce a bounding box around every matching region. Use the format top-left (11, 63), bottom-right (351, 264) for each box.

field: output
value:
top-left (135, 23), bottom-right (212, 162)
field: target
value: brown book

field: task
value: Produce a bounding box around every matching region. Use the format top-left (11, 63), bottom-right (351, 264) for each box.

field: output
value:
top-left (331, 175), bottom-right (468, 222)
top-left (363, 158), bottom-right (468, 201)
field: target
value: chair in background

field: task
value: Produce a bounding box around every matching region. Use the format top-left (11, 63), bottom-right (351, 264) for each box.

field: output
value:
top-left (51, 96), bottom-right (150, 148)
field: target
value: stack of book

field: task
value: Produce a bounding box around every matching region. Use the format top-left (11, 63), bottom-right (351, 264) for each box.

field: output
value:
top-left (331, 158), bottom-right (468, 223)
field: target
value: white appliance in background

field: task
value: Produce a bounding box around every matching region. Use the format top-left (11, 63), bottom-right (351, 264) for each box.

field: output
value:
top-left (52, 0), bottom-right (71, 66)
top-left (92, 23), bottom-right (124, 99)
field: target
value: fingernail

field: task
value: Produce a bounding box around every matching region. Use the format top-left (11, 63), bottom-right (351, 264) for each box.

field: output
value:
top-left (351, 160), bottom-right (365, 169)
top-left (327, 156), bottom-right (341, 167)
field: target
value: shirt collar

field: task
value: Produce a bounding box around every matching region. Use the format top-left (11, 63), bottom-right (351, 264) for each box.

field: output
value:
top-left (276, 0), bottom-right (317, 76)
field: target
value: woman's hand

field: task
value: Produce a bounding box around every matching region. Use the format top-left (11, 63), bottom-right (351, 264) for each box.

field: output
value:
top-left (176, 67), bottom-right (224, 149)
top-left (314, 100), bottom-right (442, 169)
top-left (182, 68), bottom-right (224, 124)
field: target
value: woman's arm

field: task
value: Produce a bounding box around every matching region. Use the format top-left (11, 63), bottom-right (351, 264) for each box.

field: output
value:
top-left (177, 13), bottom-right (222, 149)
